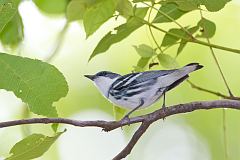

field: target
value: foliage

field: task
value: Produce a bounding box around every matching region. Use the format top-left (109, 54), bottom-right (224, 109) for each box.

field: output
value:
top-left (0, 0), bottom-right (19, 33)
top-left (0, 0), bottom-right (237, 159)
top-left (89, 7), bottom-right (149, 61)
top-left (0, 53), bottom-right (68, 117)
top-left (33, 0), bottom-right (68, 14)
top-left (6, 130), bottom-right (65, 160)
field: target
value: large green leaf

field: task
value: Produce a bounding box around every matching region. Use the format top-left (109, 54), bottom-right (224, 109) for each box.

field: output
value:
top-left (33, 0), bottom-right (68, 14)
top-left (200, 0), bottom-right (231, 12)
top-left (153, 3), bottom-right (187, 23)
top-left (133, 44), bottom-right (156, 58)
top-left (6, 130), bottom-right (65, 160)
top-left (66, 0), bottom-right (86, 21)
top-left (197, 18), bottom-right (216, 38)
top-left (83, 0), bottom-right (118, 37)
top-left (0, 0), bottom-right (18, 32)
top-left (116, 0), bottom-right (133, 18)
top-left (0, 12), bottom-right (23, 47)
top-left (89, 7), bottom-right (149, 61)
top-left (0, 53), bottom-right (68, 117)
top-left (66, 0), bottom-right (96, 21)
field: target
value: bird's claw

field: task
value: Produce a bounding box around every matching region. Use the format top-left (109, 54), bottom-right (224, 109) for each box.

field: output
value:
top-left (121, 115), bottom-right (131, 126)
top-left (102, 128), bottom-right (109, 132)
top-left (162, 105), bottom-right (167, 121)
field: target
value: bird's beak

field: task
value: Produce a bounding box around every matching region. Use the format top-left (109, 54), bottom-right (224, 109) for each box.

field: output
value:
top-left (84, 75), bottom-right (95, 81)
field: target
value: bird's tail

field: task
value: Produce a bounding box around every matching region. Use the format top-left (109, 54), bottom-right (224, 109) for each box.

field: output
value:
top-left (182, 63), bottom-right (203, 73)
top-left (157, 63), bottom-right (203, 91)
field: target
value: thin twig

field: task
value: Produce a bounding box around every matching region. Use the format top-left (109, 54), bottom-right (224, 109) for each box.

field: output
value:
top-left (1, 100), bottom-right (240, 159)
top-left (45, 22), bottom-right (69, 62)
top-left (147, 3), bottom-right (163, 53)
top-left (222, 108), bottom-right (229, 160)
top-left (187, 81), bottom-right (240, 100)
top-left (199, 10), bottom-right (233, 96)
top-left (142, 2), bottom-right (194, 38)
top-left (135, 17), bottom-right (240, 55)
top-left (199, 10), bottom-right (231, 160)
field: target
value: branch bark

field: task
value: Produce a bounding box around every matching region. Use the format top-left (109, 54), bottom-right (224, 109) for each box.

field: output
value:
top-left (1, 99), bottom-right (240, 159)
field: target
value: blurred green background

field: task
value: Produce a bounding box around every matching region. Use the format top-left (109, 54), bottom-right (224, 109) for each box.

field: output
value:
top-left (0, 0), bottom-right (240, 160)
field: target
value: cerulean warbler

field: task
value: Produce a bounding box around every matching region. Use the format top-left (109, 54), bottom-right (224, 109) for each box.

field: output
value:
top-left (85, 63), bottom-right (203, 118)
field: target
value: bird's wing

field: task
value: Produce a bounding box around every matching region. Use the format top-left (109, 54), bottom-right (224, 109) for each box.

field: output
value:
top-left (108, 70), bottom-right (176, 98)
top-left (133, 70), bottom-right (176, 83)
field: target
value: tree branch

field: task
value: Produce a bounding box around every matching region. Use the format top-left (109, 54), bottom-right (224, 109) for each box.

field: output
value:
top-left (113, 122), bottom-right (151, 160)
top-left (1, 99), bottom-right (240, 159)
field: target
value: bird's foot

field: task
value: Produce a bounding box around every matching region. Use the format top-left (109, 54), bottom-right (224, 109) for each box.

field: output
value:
top-left (121, 115), bottom-right (131, 126)
top-left (162, 105), bottom-right (167, 121)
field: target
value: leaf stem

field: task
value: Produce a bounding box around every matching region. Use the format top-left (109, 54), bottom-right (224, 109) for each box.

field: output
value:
top-left (147, 3), bottom-right (163, 53)
top-left (137, 17), bottom-right (240, 55)
top-left (199, 10), bottom-right (233, 96)
top-left (223, 108), bottom-right (229, 160)
top-left (142, 1), bottom-right (194, 38)
top-left (187, 80), bottom-right (240, 100)
top-left (199, 9), bottom-right (231, 160)
top-left (45, 22), bottom-right (69, 62)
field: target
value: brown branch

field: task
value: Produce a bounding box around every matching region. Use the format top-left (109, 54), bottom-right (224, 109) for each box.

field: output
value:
top-left (1, 99), bottom-right (240, 159)
top-left (113, 122), bottom-right (151, 160)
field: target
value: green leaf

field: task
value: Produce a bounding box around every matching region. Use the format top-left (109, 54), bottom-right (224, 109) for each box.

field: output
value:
top-left (0, 12), bottom-right (23, 47)
top-left (176, 42), bottom-right (191, 57)
top-left (133, 44), bottom-right (156, 58)
top-left (197, 18), bottom-right (216, 38)
top-left (66, 0), bottom-right (97, 21)
top-left (0, 0), bottom-right (18, 33)
top-left (113, 106), bottom-right (127, 120)
top-left (176, 26), bottom-right (199, 56)
top-left (6, 130), bottom-right (66, 160)
top-left (83, 0), bottom-right (118, 38)
top-left (157, 54), bottom-right (178, 69)
top-left (162, 26), bottom-right (199, 48)
top-left (51, 123), bottom-right (59, 133)
top-left (137, 57), bottom-right (150, 68)
top-left (88, 7), bottom-right (148, 61)
top-left (133, 0), bottom-right (154, 2)
top-left (161, 28), bottom-right (185, 47)
top-left (166, 0), bottom-right (200, 11)
top-left (200, 0), bottom-right (231, 12)
top-left (177, 39), bottom-right (187, 56)
top-left (33, 0), bottom-right (68, 14)
top-left (66, 0), bottom-right (87, 21)
top-left (116, 0), bottom-right (133, 18)
top-left (153, 3), bottom-right (187, 23)
top-left (0, 53), bottom-right (68, 117)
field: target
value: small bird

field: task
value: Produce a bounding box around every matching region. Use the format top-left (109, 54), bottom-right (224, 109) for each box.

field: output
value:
top-left (85, 63), bottom-right (203, 119)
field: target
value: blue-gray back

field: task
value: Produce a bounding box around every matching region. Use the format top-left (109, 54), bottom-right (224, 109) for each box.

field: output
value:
top-left (108, 70), bottom-right (176, 98)
top-left (133, 70), bottom-right (176, 83)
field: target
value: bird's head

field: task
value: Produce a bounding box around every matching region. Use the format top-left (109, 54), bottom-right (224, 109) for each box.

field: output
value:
top-left (84, 71), bottom-right (121, 97)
